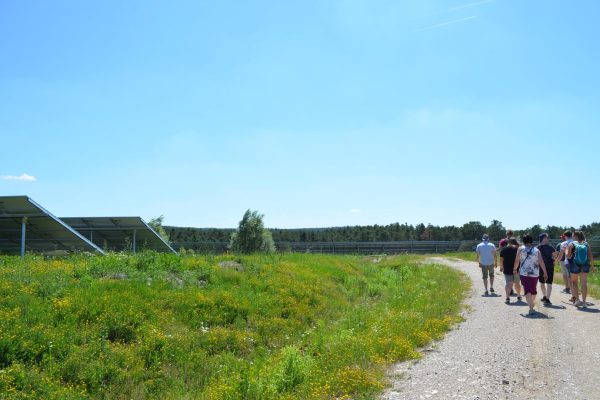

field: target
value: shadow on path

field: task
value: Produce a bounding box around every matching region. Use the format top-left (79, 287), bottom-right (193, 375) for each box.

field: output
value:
top-left (543, 304), bottom-right (567, 310)
top-left (577, 307), bottom-right (600, 314)
top-left (520, 311), bottom-right (554, 319)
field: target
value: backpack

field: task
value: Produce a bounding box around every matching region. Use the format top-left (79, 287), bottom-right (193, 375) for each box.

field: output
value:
top-left (573, 241), bottom-right (589, 266)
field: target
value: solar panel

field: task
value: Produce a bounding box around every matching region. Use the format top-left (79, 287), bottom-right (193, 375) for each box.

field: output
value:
top-left (0, 196), bottom-right (105, 256)
top-left (61, 217), bottom-right (176, 254)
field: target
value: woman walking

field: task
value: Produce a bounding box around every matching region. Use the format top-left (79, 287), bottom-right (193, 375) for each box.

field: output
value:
top-left (500, 238), bottom-right (522, 303)
top-left (566, 231), bottom-right (596, 308)
top-left (514, 234), bottom-right (548, 315)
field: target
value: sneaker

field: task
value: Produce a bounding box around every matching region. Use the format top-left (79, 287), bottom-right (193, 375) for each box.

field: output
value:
top-left (582, 302), bottom-right (588, 309)
top-left (490, 288), bottom-right (495, 293)
top-left (505, 298), bottom-right (510, 304)
top-left (575, 300), bottom-right (584, 308)
top-left (484, 290), bottom-right (489, 296)
top-left (545, 298), bottom-right (552, 305)
top-left (564, 288), bottom-right (571, 294)
top-left (541, 296), bottom-right (548, 303)
top-left (528, 309), bottom-right (536, 315)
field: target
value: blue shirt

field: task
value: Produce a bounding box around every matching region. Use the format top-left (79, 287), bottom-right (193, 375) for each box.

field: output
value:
top-left (476, 241), bottom-right (496, 265)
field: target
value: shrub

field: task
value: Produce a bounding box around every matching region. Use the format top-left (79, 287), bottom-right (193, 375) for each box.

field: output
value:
top-left (229, 210), bottom-right (276, 254)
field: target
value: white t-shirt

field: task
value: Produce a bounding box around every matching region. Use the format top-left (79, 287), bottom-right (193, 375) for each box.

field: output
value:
top-left (476, 241), bottom-right (496, 265)
top-left (561, 238), bottom-right (574, 264)
top-left (518, 246), bottom-right (540, 277)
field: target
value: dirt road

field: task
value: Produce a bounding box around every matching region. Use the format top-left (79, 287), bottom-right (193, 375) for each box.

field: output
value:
top-left (381, 257), bottom-right (600, 400)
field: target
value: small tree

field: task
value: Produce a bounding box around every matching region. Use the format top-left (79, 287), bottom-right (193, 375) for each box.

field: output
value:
top-left (487, 220), bottom-right (505, 241)
top-left (148, 215), bottom-right (170, 243)
top-left (230, 209), bottom-right (276, 253)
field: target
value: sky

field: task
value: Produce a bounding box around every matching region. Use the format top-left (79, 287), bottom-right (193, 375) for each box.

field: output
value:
top-left (1, 0), bottom-right (599, 229)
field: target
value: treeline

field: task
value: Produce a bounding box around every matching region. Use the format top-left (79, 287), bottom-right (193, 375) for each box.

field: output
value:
top-left (165, 220), bottom-right (600, 243)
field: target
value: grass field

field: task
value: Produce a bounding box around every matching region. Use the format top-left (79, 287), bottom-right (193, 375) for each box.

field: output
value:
top-left (0, 253), bottom-right (469, 399)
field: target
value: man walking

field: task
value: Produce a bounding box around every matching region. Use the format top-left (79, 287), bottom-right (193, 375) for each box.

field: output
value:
top-left (476, 234), bottom-right (498, 295)
top-left (537, 233), bottom-right (557, 305)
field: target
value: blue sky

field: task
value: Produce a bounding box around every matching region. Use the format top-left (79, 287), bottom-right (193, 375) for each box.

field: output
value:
top-left (1, 0), bottom-right (599, 229)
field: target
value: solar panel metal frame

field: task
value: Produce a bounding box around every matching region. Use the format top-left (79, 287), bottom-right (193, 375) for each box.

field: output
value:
top-left (61, 216), bottom-right (176, 254)
top-left (0, 196), bottom-right (105, 255)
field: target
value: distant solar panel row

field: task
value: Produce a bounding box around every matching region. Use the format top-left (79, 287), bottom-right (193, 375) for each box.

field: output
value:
top-left (0, 196), bottom-right (176, 256)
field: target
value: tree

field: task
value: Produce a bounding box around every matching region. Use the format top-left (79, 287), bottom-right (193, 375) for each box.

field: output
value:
top-left (229, 210), bottom-right (276, 253)
top-left (461, 221), bottom-right (486, 240)
top-left (487, 220), bottom-right (505, 241)
top-left (148, 215), bottom-right (170, 242)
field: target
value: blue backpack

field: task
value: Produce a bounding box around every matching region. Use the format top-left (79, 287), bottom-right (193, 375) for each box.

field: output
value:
top-left (573, 241), bottom-right (589, 266)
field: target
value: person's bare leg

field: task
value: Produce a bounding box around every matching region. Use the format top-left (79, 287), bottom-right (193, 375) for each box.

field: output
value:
top-left (581, 273), bottom-right (588, 304)
top-left (514, 280), bottom-right (522, 299)
top-left (505, 279), bottom-right (511, 299)
top-left (483, 277), bottom-right (488, 292)
top-left (526, 293), bottom-right (535, 311)
top-left (562, 266), bottom-right (571, 291)
top-left (540, 282), bottom-right (547, 298)
top-left (489, 274), bottom-right (495, 292)
top-left (571, 274), bottom-right (580, 303)
top-left (547, 283), bottom-right (553, 299)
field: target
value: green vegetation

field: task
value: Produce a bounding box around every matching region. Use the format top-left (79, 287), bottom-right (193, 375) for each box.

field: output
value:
top-left (229, 209), bottom-right (275, 254)
top-left (166, 221), bottom-right (600, 244)
top-left (0, 253), bottom-right (468, 399)
top-left (147, 215), bottom-right (170, 243)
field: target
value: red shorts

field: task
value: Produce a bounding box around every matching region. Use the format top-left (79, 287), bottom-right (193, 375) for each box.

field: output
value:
top-left (520, 275), bottom-right (538, 295)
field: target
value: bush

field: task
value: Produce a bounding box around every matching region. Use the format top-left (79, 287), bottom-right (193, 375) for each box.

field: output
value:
top-left (229, 210), bottom-right (276, 254)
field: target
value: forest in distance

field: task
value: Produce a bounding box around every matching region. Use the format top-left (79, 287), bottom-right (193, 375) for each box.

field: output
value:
top-left (165, 220), bottom-right (600, 244)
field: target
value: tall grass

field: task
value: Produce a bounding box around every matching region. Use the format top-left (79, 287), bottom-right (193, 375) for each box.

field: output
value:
top-left (0, 253), bottom-right (468, 399)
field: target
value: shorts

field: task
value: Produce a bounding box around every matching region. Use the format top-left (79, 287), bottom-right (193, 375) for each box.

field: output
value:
top-left (538, 266), bottom-right (554, 284)
top-left (568, 263), bottom-right (590, 274)
top-left (480, 264), bottom-right (494, 279)
top-left (559, 261), bottom-right (571, 277)
top-left (521, 275), bottom-right (538, 295)
top-left (504, 274), bottom-right (520, 285)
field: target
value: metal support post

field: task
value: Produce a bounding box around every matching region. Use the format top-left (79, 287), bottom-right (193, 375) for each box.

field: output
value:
top-left (21, 216), bottom-right (27, 260)
top-left (132, 229), bottom-right (137, 253)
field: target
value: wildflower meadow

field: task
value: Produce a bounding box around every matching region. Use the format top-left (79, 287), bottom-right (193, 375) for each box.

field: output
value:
top-left (0, 253), bottom-right (468, 399)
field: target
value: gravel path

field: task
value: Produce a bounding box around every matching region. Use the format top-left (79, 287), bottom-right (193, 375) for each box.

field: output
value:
top-left (381, 257), bottom-right (600, 400)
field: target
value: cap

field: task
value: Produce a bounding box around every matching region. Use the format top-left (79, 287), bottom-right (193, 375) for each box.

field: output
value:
top-left (539, 233), bottom-right (548, 242)
top-left (482, 234), bottom-right (490, 241)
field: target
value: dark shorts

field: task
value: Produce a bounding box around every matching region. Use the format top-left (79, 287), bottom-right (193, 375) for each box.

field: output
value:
top-left (539, 266), bottom-right (554, 284)
top-left (569, 263), bottom-right (590, 274)
top-left (521, 275), bottom-right (538, 295)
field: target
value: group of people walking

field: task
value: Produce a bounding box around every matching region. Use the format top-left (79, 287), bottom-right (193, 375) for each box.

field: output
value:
top-left (475, 230), bottom-right (596, 315)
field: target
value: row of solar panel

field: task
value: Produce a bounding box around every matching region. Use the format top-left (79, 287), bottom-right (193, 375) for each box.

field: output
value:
top-left (0, 196), bottom-right (176, 255)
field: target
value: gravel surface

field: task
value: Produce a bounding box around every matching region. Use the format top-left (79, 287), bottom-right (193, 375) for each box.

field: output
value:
top-left (381, 257), bottom-right (600, 400)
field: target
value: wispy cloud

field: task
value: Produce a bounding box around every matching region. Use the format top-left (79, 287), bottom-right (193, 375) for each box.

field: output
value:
top-left (1, 173), bottom-right (37, 182)
top-left (350, 209), bottom-right (361, 214)
top-left (450, 0), bottom-right (496, 11)
top-left (414, 15), bottom-right (477, 32)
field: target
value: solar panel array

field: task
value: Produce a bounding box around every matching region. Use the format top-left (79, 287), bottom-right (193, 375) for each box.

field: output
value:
top-left (0, 196), bottom-right (104, 255)
top-left (0, 196), bottom-right (176, 256)
top-left (62, 217), bottom-right (175, 254)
